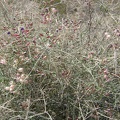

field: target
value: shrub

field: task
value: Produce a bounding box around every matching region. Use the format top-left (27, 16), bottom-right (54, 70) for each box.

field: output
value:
top-left (0, 0), bottom-right (120, 119)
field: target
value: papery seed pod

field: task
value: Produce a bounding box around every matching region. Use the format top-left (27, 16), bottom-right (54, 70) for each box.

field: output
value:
top-left (9, 81), bottom-right (14, 85)
top-left (106, 34), bottom-right (111, 39)
top-left (18, 68), bottom-right (24, 73)
top-left (9, 85), bottom-right (15, 92)
top-left (104, 69), bottom-right (108, 75)
top-left (43, 56), bottom-right (47, 60)
top-left (19, 79), bottom-right (25, 83)
top-left (51, 8), bottom-right (57, 14)
top-left (20, 74), bottom-right (26, 79)
top-left (5, 87), bottom-right (10, 91)
top-left (0, 58), bottom-right (7, 65)
top-left (104, 74), bottom-right (107, 78)
top-left (104, 32), bottom-right (111, 39)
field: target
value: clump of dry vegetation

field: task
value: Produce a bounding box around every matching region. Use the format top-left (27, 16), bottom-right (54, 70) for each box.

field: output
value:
top-left (0, 0), bottom-right (120, 119)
